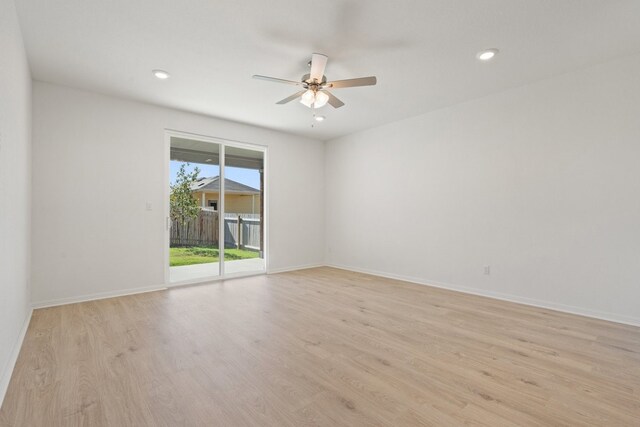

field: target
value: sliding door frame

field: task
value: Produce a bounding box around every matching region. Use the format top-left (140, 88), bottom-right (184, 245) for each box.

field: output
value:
top-left (164, 129), bottom-right (268, 287)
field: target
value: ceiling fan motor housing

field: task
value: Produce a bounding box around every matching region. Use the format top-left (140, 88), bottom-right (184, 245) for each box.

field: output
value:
top-left (302, 73), bottom-right (327, 86)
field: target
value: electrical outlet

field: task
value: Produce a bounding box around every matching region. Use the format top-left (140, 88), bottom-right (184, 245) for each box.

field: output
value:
top-left (484, 266), bottom-right (491, 275)
top-left (146, 202), bottom-right (152, 211)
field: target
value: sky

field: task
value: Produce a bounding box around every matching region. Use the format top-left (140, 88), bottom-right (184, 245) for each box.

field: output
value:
top-left (170, 160), bottom-right (260, 189)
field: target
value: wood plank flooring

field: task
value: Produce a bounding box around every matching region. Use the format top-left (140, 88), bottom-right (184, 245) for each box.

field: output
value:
top-left (1, 267), bottom-right (639, 426)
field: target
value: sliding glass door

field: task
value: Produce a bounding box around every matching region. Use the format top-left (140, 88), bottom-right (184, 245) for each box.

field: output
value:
top-left (222, 145), bottom-right (265, 276)
top-left (167, 132), bottom-right (265, 284)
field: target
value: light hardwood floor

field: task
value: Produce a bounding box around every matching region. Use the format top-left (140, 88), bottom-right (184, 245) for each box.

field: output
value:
top-left (1, 267), bottom-right (639, 426)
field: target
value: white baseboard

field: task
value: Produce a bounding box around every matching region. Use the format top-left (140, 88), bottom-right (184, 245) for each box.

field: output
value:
top-left (326, 263), bottom-right (640, 328)
top-left (28, 264), bottom-right (640, 327)
top-left (267, 263), bottom-right (325, 275)
top-left (31, 264), bottom-right (325, 308)
top-left (31, 285), bottom-right (167, 309)
top-left (31, 265), bottom-right (324, 308)
top-left (0, 308), bottom-right (33, 408)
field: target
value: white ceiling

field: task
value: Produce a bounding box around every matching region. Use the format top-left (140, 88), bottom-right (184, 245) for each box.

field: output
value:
top-left (16, 0), bottom-right (640, 140)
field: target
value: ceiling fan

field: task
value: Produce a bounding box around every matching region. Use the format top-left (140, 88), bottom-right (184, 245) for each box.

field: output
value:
top-left (253, 53), bottom-right (377, 109)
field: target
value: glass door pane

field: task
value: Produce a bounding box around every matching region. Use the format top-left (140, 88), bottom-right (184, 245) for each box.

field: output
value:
top-left (223, 145), bottom-right (265, 275)
top-left (169, 136), bottom-right (221, 283)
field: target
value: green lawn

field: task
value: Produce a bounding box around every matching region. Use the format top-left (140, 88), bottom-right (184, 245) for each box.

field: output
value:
top-left (170, 246), bottom-right (259, 267)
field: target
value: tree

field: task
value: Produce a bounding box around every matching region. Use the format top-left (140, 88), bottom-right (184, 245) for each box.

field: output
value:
top-left (170, 163), bottom-right (201, 245)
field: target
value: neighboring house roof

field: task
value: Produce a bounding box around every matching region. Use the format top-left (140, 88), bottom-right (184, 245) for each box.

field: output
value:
top-left (190, 176), bottom-right (259, 195)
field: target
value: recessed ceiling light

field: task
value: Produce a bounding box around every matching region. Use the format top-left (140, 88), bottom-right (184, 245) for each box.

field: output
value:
top-left (476, 49), bottom-right (499, 61)
top-left (152, 69), bottom-right (170, 79)
top-left (314, 115), bottom-right (325, 122)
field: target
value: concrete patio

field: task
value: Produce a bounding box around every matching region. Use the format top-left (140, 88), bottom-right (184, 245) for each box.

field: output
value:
top-left (170, 258), bottom-right (265, 283)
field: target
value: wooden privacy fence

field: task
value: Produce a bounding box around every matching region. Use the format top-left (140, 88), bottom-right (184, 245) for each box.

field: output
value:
top-left (170, 210), bottom-right (261, 250)
top-left (224, 215), bottom-right (261, 251)
top-left (171, 209), bottom-right (219, 247)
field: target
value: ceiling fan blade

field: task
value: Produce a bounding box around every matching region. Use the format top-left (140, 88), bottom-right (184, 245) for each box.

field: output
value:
top-left (253, 75), bottom-right (302, 86)
top-left (324, 90), bottom-right (345, 108)
top-left (326, 76), bottom-right (377, 89)
top-left (276, 90), bottom-right (306, 104)
top-left (309, 53), bottom-right (328, 83)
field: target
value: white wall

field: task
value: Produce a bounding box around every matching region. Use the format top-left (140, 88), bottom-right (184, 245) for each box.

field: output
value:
top-left (0, 0), bottom-right (32, 404)
top-left (325, 53), bottom-right (640, 325)
top-left (31, 82), bottom-right (324, 305)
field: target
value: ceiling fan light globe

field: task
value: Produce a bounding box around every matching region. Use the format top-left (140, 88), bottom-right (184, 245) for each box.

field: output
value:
top-left (314, 91), bottom-right (329, 108)
top-left (300, 89), bottom-right (315, 108)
